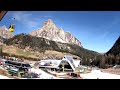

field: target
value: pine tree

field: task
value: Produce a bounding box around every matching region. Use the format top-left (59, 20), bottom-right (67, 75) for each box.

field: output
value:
top-left (99, 55), bottom-right (105, 68)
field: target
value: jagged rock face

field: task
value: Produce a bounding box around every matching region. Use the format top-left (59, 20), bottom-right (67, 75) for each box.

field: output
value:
top-left (29, 19), bottom-right (82, 47)
top-left (0, 25), bottom-right (13, 39)
top-left (65, 32), bottom-right (81, 46)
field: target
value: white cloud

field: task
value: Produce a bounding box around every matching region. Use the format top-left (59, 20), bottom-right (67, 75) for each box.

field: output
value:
top-left (12, 11), bottom-right (39, 29)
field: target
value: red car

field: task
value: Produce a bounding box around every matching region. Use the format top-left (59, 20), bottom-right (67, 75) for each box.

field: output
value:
top-left (0, 61), bottom-right (3, 65)
top-left (0, 59), bottom-right (6, 65)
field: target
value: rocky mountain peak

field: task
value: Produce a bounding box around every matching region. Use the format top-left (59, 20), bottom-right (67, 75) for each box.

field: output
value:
top-left (44, 19), bottom-right (53, 25)
top-left (29, 19), bottom-right (82, 47)
top-left (0, 25), bottom-right (13, 39)
top-left (0, 25), bottom-right (8, 31)
top-left (42, 19), bottom-right (56, 29)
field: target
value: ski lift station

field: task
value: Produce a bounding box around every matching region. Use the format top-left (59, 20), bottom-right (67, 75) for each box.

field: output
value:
top-left (39, 55), bottom-right (81, 72)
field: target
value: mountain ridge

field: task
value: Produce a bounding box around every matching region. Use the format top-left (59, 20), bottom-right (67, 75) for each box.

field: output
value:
top-left (3, 33), bottom-right (99, 59)
top-left (0, 25), bottom-right (14, 39)
top-left (29, 19), bottom-right (82, 47)
top-left (106, 36), bottom-right (120, 56)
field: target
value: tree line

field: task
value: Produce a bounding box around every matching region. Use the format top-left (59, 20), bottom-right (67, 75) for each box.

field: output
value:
top-left (81, 53), bottom-right (120, 68)
top-left (4, 33), bottom-right (120, 68)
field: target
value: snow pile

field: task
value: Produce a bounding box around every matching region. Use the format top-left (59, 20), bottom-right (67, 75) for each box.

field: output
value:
top-left (30, 68), bottom-right (61, 79)
top-left (0, 75), bottom-right (11, 79)
top-left (80, 70), bottom-right (120, 79)
top-left (74, 60), bottom-right (80, 67)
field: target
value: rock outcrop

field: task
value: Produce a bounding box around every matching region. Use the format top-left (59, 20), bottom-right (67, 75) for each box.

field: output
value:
top-left (29, 19), bottom-right (82, 47)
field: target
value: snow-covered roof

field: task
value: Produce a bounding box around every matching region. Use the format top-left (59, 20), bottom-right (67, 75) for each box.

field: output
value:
top-left (40, 60), bottom-right (62, 68)
top-left (39, 56), bottom-right (81, 71)
top-left (63, 55), bottom-right (73, 60)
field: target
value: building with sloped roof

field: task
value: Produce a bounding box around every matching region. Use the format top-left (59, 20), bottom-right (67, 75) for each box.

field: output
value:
top-left (39, 55), bottom-right (81, 72)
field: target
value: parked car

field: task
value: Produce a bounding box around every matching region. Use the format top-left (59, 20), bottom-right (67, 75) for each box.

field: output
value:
top-left (113, 65), bottom-right (120, 69)
top-left (5, 60), bottom-right (31, 71)
top-left (0, 58), bottom-right (7, 65)
top-left (23, 72), bottom-right (39, 78)
top-left (8, 68), bottom-right (24, 77)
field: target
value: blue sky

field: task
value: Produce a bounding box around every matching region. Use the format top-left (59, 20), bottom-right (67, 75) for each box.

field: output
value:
top-left (0, 11), bottom-right (120, 53)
